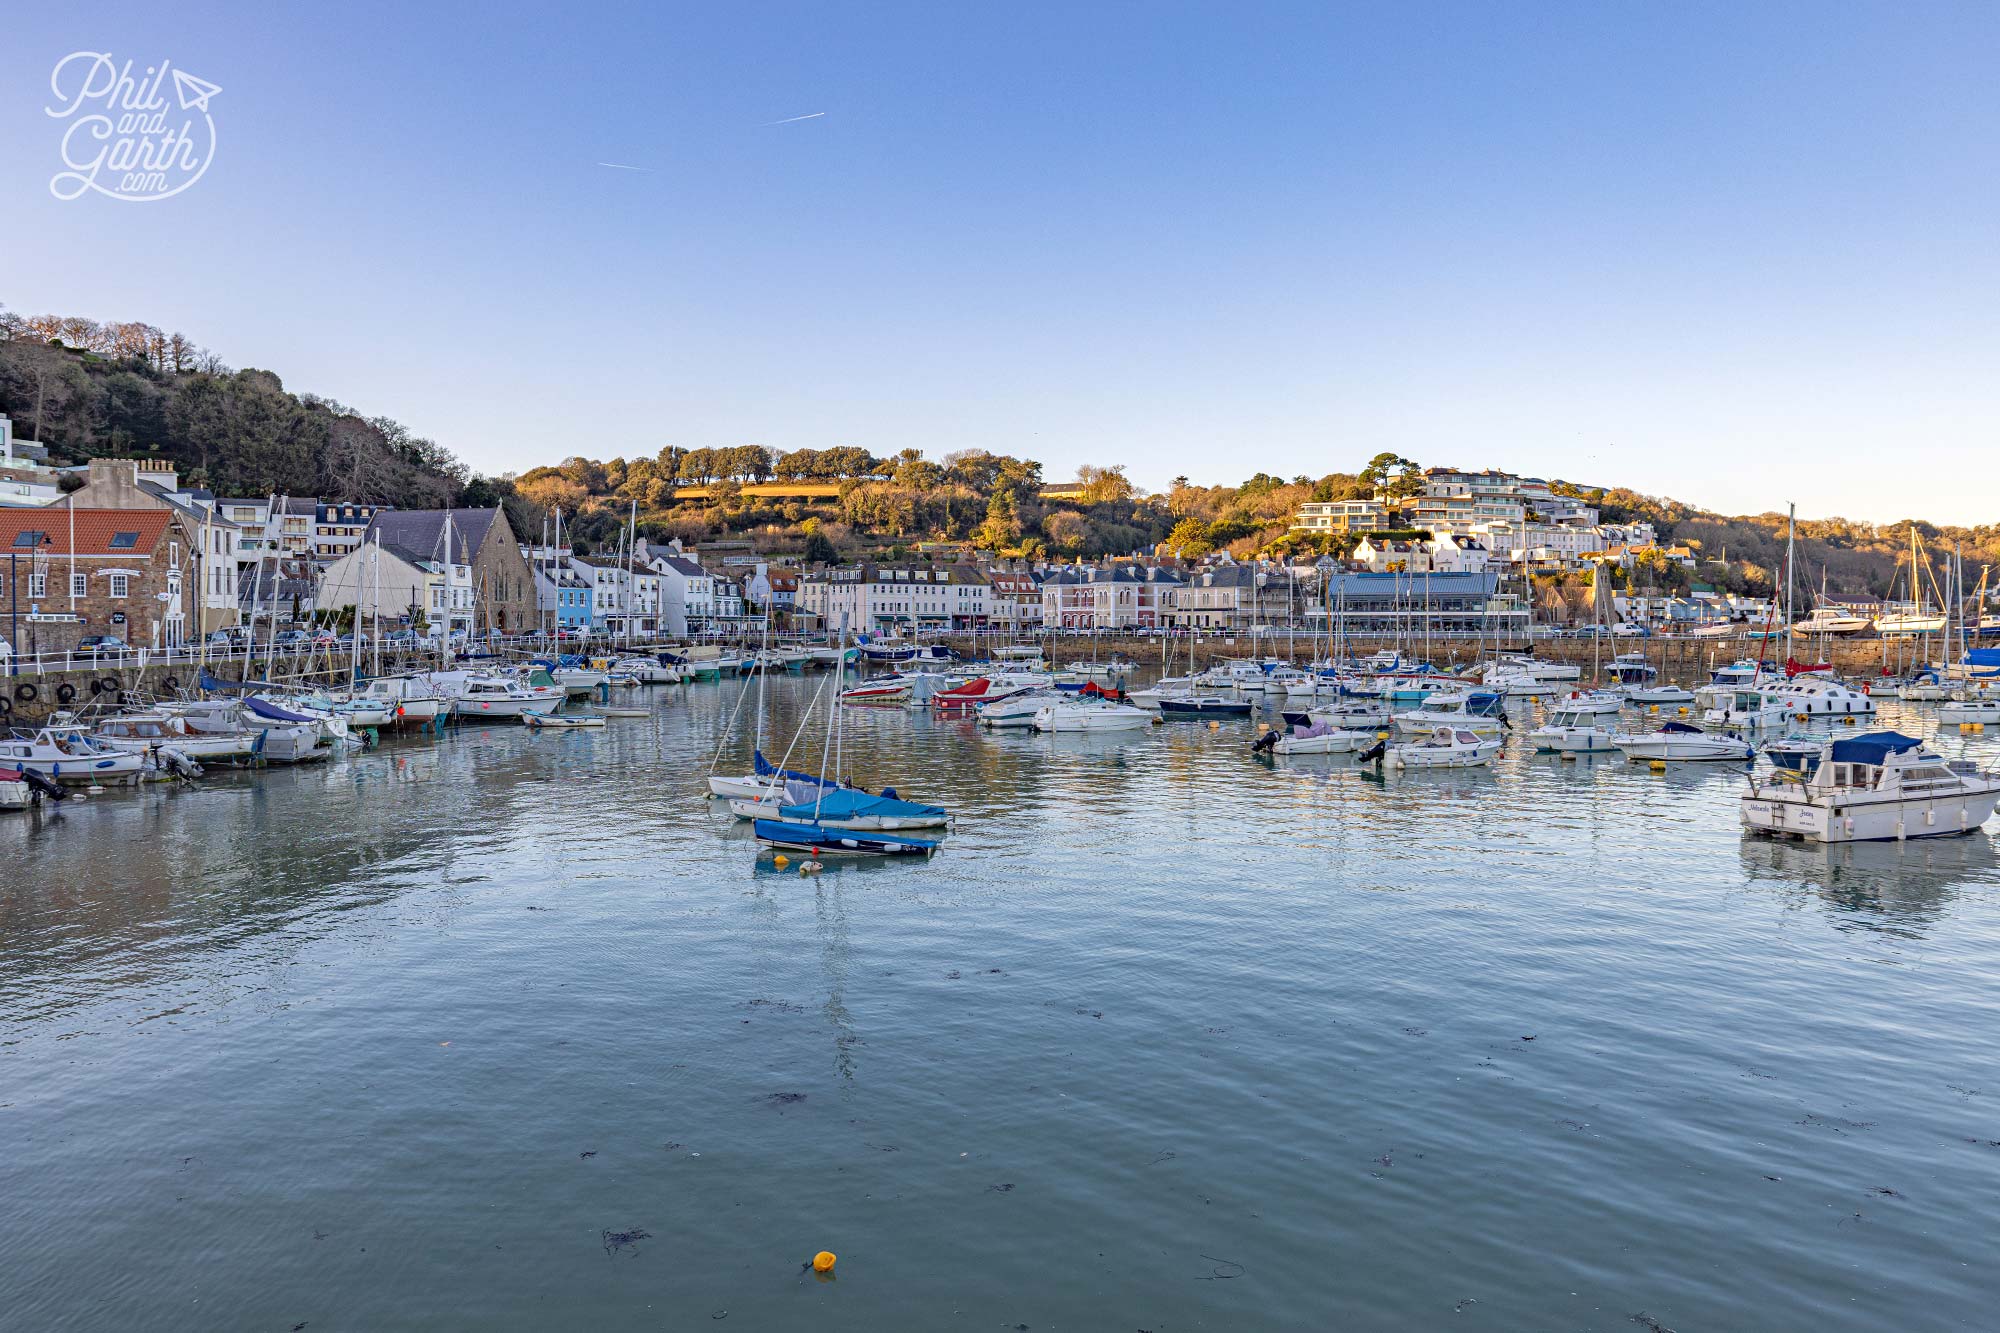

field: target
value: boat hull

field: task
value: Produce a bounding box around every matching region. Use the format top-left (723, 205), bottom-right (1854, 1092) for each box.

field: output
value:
top-left (1742, 790), bottom-right (2000, 842)
top-left (753, 819), bottom-right (938, 856)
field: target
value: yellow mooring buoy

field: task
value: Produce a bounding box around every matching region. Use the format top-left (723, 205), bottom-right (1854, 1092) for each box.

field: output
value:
top-left (773, 854), bottom-right (789, 868)
top-left (813, 1250), bottom-right (837, 1273)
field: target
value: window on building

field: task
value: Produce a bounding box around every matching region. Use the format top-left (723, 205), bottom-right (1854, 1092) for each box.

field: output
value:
top-left (109, 574), bottom-right (129, 598)
top-left (29, 572), bottom-right (46, 598)
top-left (110, 532), bottom-right (139, 549)
top-left (70, 573), bottom-right (87, 598)
top-left (11, 529), bottom-right (47, 548)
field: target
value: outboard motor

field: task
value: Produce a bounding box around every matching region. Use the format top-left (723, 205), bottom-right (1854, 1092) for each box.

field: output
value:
top-left (1356, 739), bottom-right (1388, 764)
top-left (22, 768), bottom-right (66, 802)
top-left (157, 746), bottom-right (204, 780)
top-left (1250, 730), bottom-right (1279, 754)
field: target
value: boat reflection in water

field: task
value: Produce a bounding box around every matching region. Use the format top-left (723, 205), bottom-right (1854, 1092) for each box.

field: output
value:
top-left (1737, 831), bottom-right (2000, 936)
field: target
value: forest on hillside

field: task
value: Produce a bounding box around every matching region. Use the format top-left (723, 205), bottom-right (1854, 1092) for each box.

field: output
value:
top-left (3, 304), bottom-right (1994, 602)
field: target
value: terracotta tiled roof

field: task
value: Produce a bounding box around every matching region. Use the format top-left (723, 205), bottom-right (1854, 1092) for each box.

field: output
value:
top-left (0, 507), bottom-right (172, 556)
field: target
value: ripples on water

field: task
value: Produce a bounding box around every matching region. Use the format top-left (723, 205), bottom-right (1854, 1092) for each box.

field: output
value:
top-left (4, 679), bottom-right (2000, 1329)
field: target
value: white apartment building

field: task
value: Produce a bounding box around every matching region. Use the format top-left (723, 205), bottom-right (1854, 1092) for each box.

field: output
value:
top-left (1038, 564), bottom-right (1182, 629)
top-left (797, 563), bottom-right (991, 632)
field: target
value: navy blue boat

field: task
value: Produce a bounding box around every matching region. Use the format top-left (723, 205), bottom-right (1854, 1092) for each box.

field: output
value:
top-left (753, 819), bottom-right (940, 856)
top-left (1157, 695), bottom-right (1253, 717)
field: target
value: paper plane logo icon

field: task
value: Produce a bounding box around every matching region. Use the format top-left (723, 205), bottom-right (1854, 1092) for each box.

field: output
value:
top-left (172, 68), bottom-right (221, 112)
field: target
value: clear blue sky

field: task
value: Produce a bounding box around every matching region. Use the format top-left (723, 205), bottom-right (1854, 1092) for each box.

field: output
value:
top-left (3, 2), bottom-right (1996, 524)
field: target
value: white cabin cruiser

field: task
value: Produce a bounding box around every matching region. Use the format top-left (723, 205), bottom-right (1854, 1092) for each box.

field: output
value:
top-left (1624, 683), bottom-right (1696, 705)
top-left (611, 656), bottom-right (683, 684)
top-left (1126, 675), bottom-right (1200, 709)
top-left (1030, 698), bottom-right (1156, 732)
top-left (1696, 684), bottom-right (1792, 731)
top-left (1391, 689), bottom-right (1507, 738)
top-left (91, 712), bottom-right (256, 762)
top-left (1483, 654), bottom-right (1581, 684)
top-left (1743, 731), bottom-right (2000, 842)
top-left (1549, 688), bottom-right (1624, 716)
top-left (1612, 721), bottom-right (1753, 762)
top-left (1528, 707), bottom-right (1618, 753)
top-left (359, 674), bottom-right (445, 722)
top-left (1791, 607), bottom-right (1872, 636)
top-left (1376, 725), bottom-right (1502, 769)
top-left (0, 725), bottom-right (147, 784)
top-left (1605, 652), bottom-right (1658, 684)
top-left (176, 699), bottom-right (327, 763)
top-left (1307, 699), bottom-right (1394, 730)
top-left (976, 689), bottom-right (1057, 729)
top-left (1939, 697), bottom-right (2000, 725)
top-left (1762, 676), bottom-right (1876, 719)
top-left (1254, 721), bottom-right (1363, 755)
top-left (447, 674), bottom-right (564, 719)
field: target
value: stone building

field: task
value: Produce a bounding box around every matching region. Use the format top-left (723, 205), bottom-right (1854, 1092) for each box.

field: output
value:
top-left (0, 508), bottom-right (189, 653)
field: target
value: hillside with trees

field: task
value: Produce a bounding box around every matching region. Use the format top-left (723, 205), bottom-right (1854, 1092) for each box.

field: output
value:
top-left (4, 304), bottom-right (1994, 601)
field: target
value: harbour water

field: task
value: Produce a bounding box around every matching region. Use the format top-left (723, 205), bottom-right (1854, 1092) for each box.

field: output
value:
top-left (5, 676), bottom-right (2000, 1329)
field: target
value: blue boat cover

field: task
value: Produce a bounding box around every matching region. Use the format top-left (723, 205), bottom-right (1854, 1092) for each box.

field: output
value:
top-left (1660, 721), bottom-right (1703, 734)
top-left (1829, 731), bottom-right (1921, 766)
top-left (778, 789), bottom-right (945, 823)
top-left (752, 819), bottom-right (937, 852)
top-left (752, 748), bottom-right (836, 788)
top-left (245, 696), bottom-right (317, 723)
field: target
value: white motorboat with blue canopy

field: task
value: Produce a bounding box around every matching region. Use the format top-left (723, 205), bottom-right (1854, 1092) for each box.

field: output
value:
top-left (1743, 731), bottom-right (2000, 842)
top-left (1392, 689), bottom-right (1506, 737)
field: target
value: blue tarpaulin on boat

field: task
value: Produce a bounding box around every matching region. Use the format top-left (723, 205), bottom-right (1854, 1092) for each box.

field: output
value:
top-left (777, 789), bottom-right (945, 823)
top-left (1829, 732), bottom-right (1921, 766)
top-left (1661, 721), bottom-right (1703, 734)
top-left (752, 748), bottom-right (836, 787)
top-left (752, 818), bottom-right (938, 854)
top-left (244, 696), bottom-right (317, 723)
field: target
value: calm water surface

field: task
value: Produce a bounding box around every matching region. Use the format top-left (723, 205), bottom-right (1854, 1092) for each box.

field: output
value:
top-left (5, 675), bottom-right (2000, 1330)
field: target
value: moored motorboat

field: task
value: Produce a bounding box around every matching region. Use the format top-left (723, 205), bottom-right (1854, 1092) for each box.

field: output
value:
top-left (1743, 731), bottom-right (2000, 842)
top-left (1030, 697), bottom-right (1156, 732)
top-left (1156, 694), bottom-right (1254, 718)
top-left (0, 725), bottom-right (148, 785)
top-left (1611, 720), bottom-right (1753, 762)
top-left (1528, 707), bottom-right (1617, 753)
top-left (1372, 725), bottom-right (1502, 769)
top-left (1253, 721), bottom-right (1362, 755)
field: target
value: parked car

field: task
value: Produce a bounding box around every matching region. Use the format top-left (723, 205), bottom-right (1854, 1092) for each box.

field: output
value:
top-left (77, 635), bottom-right (129, 658)
top-left (272, 629), bottom-right (310, 646)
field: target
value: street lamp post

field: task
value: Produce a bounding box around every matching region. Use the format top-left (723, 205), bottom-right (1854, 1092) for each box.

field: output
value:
top-left (8, 534), bottom-right (53, 677)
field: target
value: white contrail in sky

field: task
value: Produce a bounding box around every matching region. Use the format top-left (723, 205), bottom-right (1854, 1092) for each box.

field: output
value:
top-left (595, 161), bottom-right (654, 172)
top-left (767, 111), bottom-right (826, 125)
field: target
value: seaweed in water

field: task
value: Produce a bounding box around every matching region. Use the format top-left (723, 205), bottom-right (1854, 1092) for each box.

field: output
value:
top-left (987, 1182), bottom-right (1014, 1192)
top-left (1195, 1254), bottom-right (1245, 1280)
top-left (601, 1228), bottom-right (651, 1257)
top-left (1629, 1315), bottom-right (1675, 1333)
top-left (767, 1092), bottom-right (807, 1105)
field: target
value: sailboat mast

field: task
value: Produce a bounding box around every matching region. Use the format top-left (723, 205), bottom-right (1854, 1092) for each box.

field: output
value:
top-left (1783, 503), bottom-right (1796, 669)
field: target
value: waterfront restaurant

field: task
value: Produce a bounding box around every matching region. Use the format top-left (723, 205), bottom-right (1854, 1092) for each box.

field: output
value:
top-left (1303, 570), bottom-right (1529, 638)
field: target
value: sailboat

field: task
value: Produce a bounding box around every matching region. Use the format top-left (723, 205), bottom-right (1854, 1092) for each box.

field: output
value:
top-left (707, 620), bottom-right (781, 798)
top-left (754, 624), bottom-right (942, 856)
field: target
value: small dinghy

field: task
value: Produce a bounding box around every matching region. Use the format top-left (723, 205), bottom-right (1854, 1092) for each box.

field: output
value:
top-left (524, 713), bottom-right (606, 729)
top-left (600, 707), bottom-right (652, 718)
top-left (753, 818), bottom-right (939, 856)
